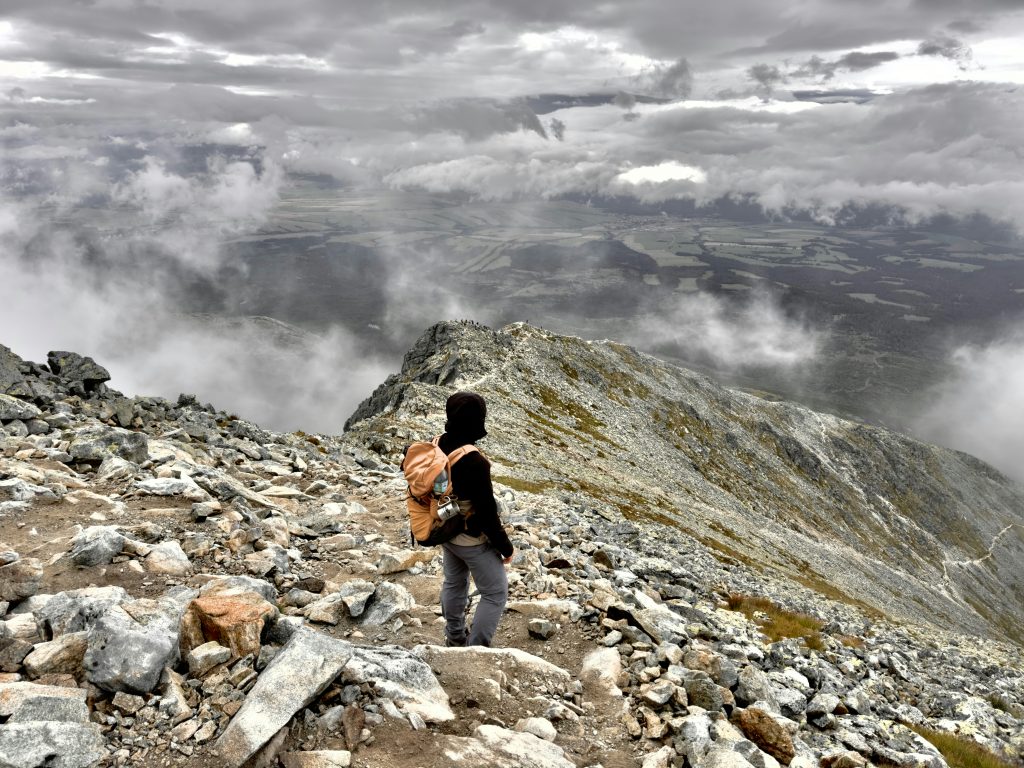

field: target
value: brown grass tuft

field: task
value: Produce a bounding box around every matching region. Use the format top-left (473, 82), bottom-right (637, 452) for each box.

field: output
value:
top-left (726, 593), bottom-right (825, 648)
top-left (909, 726), bottom-right (1018, 768)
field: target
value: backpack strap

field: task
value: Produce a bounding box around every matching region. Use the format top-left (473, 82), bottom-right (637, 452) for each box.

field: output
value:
top-left (446, 445), bottom-right (479, 467)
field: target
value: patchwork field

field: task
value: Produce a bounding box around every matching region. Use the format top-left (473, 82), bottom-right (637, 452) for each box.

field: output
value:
top-left (205, 183), bottom-right (1024, 431)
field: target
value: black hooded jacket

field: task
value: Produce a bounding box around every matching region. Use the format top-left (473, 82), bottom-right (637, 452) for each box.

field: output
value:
top-left (437, 392), bottom-right (513, 558)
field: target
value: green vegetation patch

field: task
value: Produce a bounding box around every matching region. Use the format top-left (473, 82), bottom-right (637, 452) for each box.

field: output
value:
top-left (533, 384), bottom-right (611, 445)
top-left (909, 726), bottom-right (1018, 768)
top-left (492, 475), bottom-right (554, 494)
top-left (726, 594), bottom-right (825, 649)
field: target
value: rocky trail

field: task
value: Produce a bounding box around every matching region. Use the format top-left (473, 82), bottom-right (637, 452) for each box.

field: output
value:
top-left (1, 334), bottom-right (1023, 768)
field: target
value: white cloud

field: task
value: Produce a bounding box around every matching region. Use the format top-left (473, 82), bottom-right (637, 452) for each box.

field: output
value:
top-left (617, 161), bottom-right (707, 184)
top-left (0, 152), bottom-right (387, 433)
top-left (914, 333), bottom-right (1024, 483)
top-left (629, 291), bottom-right (824, 371)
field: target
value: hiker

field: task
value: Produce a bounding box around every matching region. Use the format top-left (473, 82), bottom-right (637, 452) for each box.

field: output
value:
top-left (437, 391), bottom-right (514, 647)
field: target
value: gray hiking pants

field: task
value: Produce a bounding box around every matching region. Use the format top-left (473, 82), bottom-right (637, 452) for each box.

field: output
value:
top-left (441, 541), bottom-right (508, 647)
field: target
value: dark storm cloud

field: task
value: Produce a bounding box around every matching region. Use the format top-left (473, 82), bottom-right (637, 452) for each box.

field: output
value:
top-left (649, 58), bottom-right (694, 99)
top-left (795, 50), bottom-right (901, 80)
top-left (747, 63), bottom-right (786, 99)
top-left (917, 34), bottom-right (974, 68)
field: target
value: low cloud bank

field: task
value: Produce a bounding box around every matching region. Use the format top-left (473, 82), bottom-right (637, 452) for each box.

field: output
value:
top-left (0, 152), bottom-right (391, 434)
top-left (915, 332), bottom-right (1024, 483)
top-left (629, 291), bottom-right (824, 371)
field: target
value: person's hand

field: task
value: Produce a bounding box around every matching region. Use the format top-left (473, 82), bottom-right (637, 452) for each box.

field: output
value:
top-left (502, 551), bottom-right (514, 565)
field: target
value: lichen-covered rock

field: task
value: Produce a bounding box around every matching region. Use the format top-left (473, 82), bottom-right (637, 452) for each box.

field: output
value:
top-left (68, 426), bottom-right (148, 465)
top-left (83, 598), bottom-right (186, 694)
top-left (0, 394), bottom-right (41, 422)
top-left (68, 526), bottom-right (125, 567)
top-left (0, 722), bottom-right (106, 768)
top-left (47, 350), bottom-right (110, 392)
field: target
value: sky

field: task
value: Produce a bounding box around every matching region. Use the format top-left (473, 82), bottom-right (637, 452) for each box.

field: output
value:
top-left (3, 0), bottom-right (1024, 223)
top-left (2, 1), bottom-right (1024, 464)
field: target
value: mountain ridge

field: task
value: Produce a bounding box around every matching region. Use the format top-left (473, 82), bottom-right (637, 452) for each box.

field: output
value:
top-left (346, 320), bottom-right (1024, 644)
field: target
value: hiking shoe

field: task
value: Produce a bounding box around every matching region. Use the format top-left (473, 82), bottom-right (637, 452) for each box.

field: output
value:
top-left (444, 635), bottom-right (466, 647)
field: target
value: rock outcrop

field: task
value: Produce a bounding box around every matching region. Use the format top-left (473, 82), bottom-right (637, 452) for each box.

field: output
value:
top-left (347, 321), bottom-right (1024, 644)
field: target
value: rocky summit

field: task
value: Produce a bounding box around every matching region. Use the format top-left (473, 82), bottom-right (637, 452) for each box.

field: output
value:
top-left (0, 325), bottom-right (1022, 768)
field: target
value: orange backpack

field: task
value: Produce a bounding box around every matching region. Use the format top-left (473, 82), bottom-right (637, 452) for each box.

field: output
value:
top-left (401, 437), bottom-right (478, 546)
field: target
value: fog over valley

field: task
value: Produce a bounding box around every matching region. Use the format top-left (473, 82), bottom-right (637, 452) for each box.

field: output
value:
top-left (3, 1), bottom-right (1024, 479)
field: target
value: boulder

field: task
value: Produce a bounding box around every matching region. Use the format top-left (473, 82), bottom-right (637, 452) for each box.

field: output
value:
top-left (47, 351), bottom-right (110, 391)
top-left (68, 426), bottom-right (148, 465)
top-left (84, 598), bottom-right (185, 694)
top-left (198, 575), bottom-right (277, 603)
top-left (360, 581), bottom-right (414, 626)
top-left (36, 586), bottom-right (129, 636)
top-left (180, 590), bottom-right (277, 659)
top-left (343, 645), bottom-right (453, 723)
top-left (580, 648), bottom-right (623, 698)
top-left (303, 593), bottom-right (348, 625)
top-left (338, 580), bottom-right (375, 618)
top-left (0, 556), bottom-right (43, 602)
top-left (24, 632), bottom-right (88, 679)
top-left (0, 394), bottom-right (41, 422)
top-left (528, 618), bottom-right (556, 640)
top-left (440, 724), bottom-right (576, 768)
top-left (186, 640), bottom-right (232, 677)
top-left (696, 747), bottom-right (758, 768)
top-left (731, 708), bottom-right (796, 765)
top-left (0, 480), bottom-right (40, 503)
top-left (0, 344), bottom-right (28, 397)
top-left (144, 540), bottom-right (192, 576)
top-left (0, 681), bottom-right (88, 718)
top-left (642, 746), bottom-right (677, 768)
top-left (0, 722), bottom-right (106, 768)
top-left (4, 692), bottom-right (89, 724)
top-left (506, 598), bottom-right (580, 621)
top-left (215, 627), bottom-right (353, 768)
top-left (515, 717), bottom-right (558, 741)
top-left (280, 753), bottom-right (353, 768)
top-left (677, 713), bottom-right (714, 763)
top-left (376, 549), bottom-right (434, 575)
top-left (682, 669), bottom-right (725, 712)
top-left (736, 665), bottom-right (779, 709)
top-left (68, 526), bottom-right (125, 567)
top-left (134, 476), bottom-right (209, 501)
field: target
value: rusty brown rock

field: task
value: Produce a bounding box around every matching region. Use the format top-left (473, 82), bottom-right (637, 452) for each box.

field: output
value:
top-left (730, 707), bottom-right (795, 765)
top-left (180, 591), bottom-right (277, 659)
top-left (341, 703), bottom-right (365, 751)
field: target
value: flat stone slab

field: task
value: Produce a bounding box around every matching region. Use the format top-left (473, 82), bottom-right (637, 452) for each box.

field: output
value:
top-left (0, 681), bottom-right (88, 718)
top-left (0, 721), bottom-right (106, 768)
top-left (214, 626), bottom-right (353, 768)
top-left (416, 644), bottom-right (572, 683)
top-left (440, 724), bottom-right (576, 768)
top-left (343, 645), bottom-right (453, 724)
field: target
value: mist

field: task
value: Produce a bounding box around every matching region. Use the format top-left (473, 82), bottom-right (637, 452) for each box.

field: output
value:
top-left (0, 152), bottom-right (392, 435)
top-left (628, 290), bottom-right (824, 372)
top-left (914, 332), bottom-right (1024, 483)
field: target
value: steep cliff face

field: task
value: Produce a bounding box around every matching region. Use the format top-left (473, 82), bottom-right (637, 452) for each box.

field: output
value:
top-left (346, 321), bottom-right (1024, 643)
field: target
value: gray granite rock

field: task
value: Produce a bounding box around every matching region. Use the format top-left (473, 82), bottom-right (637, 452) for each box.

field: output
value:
top-left (215, 626), bottom-right (353, 768)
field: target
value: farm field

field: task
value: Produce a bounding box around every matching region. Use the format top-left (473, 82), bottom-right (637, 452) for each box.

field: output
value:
top-left (203, 182), bottom-right (1024, 430)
